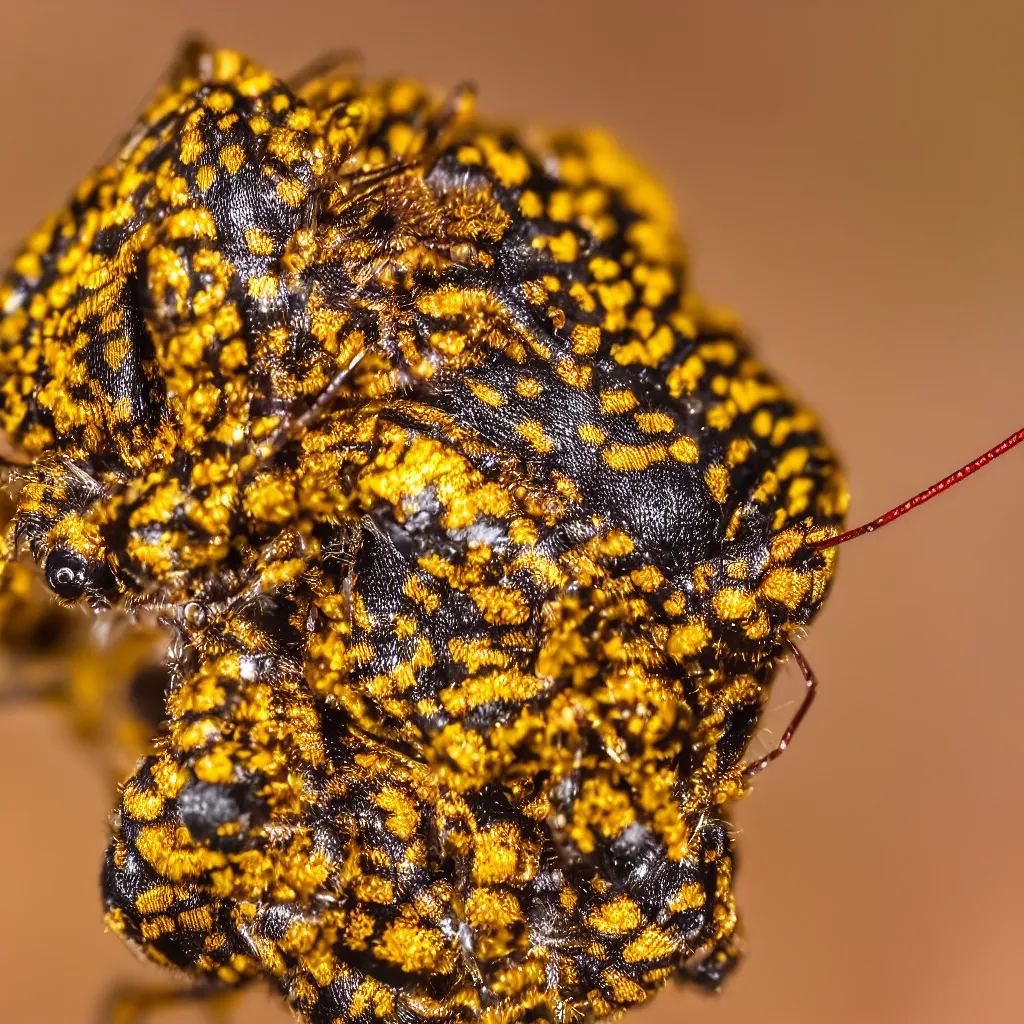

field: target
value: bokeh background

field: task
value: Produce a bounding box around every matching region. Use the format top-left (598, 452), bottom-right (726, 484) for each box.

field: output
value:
top-left (1, 1), bottom-right (1021, 1021)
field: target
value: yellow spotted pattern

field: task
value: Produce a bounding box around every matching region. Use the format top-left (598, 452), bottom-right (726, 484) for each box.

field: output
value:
top-left (0, 44), bottom-right (848, 1024)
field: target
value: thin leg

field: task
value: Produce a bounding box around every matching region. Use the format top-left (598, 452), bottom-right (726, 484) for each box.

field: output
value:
top-left (424, 81), bottom-right (477, 153)
top-left (254, 349), bottom-right (366, 462)
top-left (0, 679), bottom-right (63, 705)
top-left (168, 36), bottom-right (217, 83)
top-left (742, 639), bottom-right (817, 779)
top-left (100, 982), bottom-right (240, 1024)
top-left (289, 49), bottom-right (363, 89)
top-left (90, 37), bottom-right (215, 172)
top-left (680, 933), bottom-right (743, 992)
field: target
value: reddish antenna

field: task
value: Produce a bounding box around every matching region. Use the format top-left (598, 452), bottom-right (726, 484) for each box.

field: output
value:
top-left (814, 426), bottom-right (1024, 550)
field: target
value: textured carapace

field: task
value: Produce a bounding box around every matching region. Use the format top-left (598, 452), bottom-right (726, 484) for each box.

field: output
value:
top-left (0, 45), bottom-right (847, 1023)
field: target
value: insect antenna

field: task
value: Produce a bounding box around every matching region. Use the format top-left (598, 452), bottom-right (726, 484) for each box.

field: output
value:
top-left (813, 426), bottom-right (1024, 550)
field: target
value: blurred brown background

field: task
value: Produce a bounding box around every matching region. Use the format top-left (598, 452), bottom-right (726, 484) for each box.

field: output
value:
top-left (1, 1), bottom-right (1021, 1021)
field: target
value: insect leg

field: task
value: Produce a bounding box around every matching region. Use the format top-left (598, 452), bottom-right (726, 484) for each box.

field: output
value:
top-left (0, 676), bottom-right (64, 704)
top-left (253, 349), bottom-right (366, 462)
top-left (288, 48), bottom-right (364, 89)
top-left (421, 81), bottom-right (477, 157)
top-left (99, 982), bottom-right (242, 1024)
top-left (679, 932), bottom-right (743, 991)
top-left (742, 639), bottom-right (817, 779)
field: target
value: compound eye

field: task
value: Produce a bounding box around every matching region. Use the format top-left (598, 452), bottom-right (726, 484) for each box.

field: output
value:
top-left (44, 548), bottom-right (90, 601)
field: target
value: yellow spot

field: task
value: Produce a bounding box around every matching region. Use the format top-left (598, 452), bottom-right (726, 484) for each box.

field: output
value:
top-left (770, 528), bottom-right (804, 563)
top-left (752, 409), bottom-right (773, 437)
top-left (518, 190), bottom-right (543, 217)
top-left (244, 227), bottom-right (276, 255)
top-left (247, 274), bottom-right (280, 302)
top-left (466, 888), bottom-right (525, 929)
top-left (484, 146), bottom-right (531, 187)
top-left (515, 377), bottom-right (543, 399)
top-left (472, 823), bottom-right (531, 885)
top-left (726, 437), bottom-right (752, 466)
top-left (726, 558), bottom-right (748, 580)
top-left (387, 121), bottom-right (417, 156)
top-left (704, 464), bottom-right (731, 503)
top-left (466, 379), bottom-right (505, 407)
top-left (545, 189), bottom-right (572, 221)
top-left (570, 281), bottom-right (596, 313)
top-left (544, 230), bottom-right (579, 263)
top-left (509, 518), bottom-right (538, 545)
top-left (104, 335), bottom-right (130, 370)
top-left (515, 420), bottom-right (555, 453)
top-left (204, 89), bottom-right (235, 113)
top-left (630, 566), bottom-right (665, 591)
top-left (698, 340), bottom-right (738, 365)
top-left (571, 323), bottom-right (601, 355)
top-left (667, 620), bottom-right (710, 657)
top-left (243, 472), bottom-right (298, 524)
top-left (555, 357), bottom-right (592, 389)
top-left (166, 209), bottom-right (217, 240)
top-left (712, 587), bottom-right (757, 620)
top-left (135, 886), bottom-right (174, 915)
top-left (669, 436), bottom-right (699, 463)
top-left (777, 446), bottom-right (810, 480)
top-left (547, 304), bottom-right (567, 329)
top-left (760, 568), bottom-right (812, 610)
top-left (121, 783), bottom-right (164, 821)
top-left (611, 325), bottom-right (674, 367)
top-left (602, 444), bottom-right (666, 471)
top-left (521, 280), bottom-right (547, 305)
top-left (373, 787), bottom-right (421, 841)
top-left (194, 747), bottom-right (235, 784)
top-left (140, 915), bottom-right (176, 940)
top-left (469, 584), bottom-right (531, 625)
top-left (195, 164), bottom-right (216, 191)
top-left (577, 424), bottom-right (606, 444)
top-left (588, 896), bottom-right (642, 935)
top-left (388, 81), bottom-right (422, 114)
top-left (634, 411), bottom-right (674, 433)
top-left (218, 144), bottom-right (245, 174)
top-left (599, 389), bottom-right (638, 415)
top-left (668, 881), bottom-right (706, 912)
top-left (374, 917), bottom-right (453, 974)
top-left (666, 355), bottom-right (705, 397)
top-left (13, 251), bottom-right (41, 279)
top-left (276, 178), bottom-right (307, 207)
top-left (706, 399), bottom-right (737, 431)
top-left (354, 874), bottom-right (395, 904)
top-left (622, 926), bottom-right (679, 964)
top-left (589, 256), bottom-right (620, 280)
top-left (180, 130), bottom-right (205, 165)
top-left (177, 904), bottom-right (214, 932)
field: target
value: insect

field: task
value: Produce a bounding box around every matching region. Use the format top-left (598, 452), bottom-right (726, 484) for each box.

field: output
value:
top-left (0, 41), bottom-right (1018, 1024)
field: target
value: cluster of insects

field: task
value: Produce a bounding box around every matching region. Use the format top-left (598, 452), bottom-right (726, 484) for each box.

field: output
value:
top-left (0, 41), bottom-right (1018, 1024)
